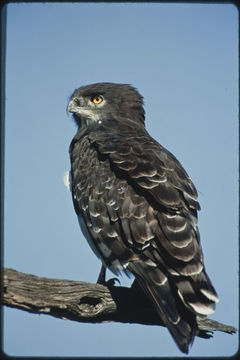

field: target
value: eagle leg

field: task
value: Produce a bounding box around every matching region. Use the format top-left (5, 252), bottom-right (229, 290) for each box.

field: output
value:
top-left (97, 264), bottom-right (107, 284)
top-left (97, 264), bottom-right (120, 286)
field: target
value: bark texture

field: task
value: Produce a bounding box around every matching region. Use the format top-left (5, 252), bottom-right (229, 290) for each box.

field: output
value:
top-left (3, 267), bottom-right (236, 339)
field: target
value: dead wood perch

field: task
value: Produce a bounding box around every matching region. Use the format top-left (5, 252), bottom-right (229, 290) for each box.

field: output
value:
top-left (3, 267), bottom-right (236, 339)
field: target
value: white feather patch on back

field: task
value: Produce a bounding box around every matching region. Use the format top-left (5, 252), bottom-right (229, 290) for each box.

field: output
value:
top-left (63, 171), bottom-right (71, 191)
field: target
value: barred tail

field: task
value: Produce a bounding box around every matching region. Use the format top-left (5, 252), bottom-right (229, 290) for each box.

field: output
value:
top-left (128, 262), bottom-right (197, 354)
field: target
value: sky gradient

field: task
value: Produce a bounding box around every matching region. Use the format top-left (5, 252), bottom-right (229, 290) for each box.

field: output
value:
top-left (3, 2), bottom-right (239, 357)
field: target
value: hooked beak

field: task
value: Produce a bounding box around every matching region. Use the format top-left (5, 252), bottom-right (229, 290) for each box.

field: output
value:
top-left (66, 99), bottom-right (78, 115)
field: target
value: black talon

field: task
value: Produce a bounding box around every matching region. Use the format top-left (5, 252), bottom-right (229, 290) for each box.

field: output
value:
top-left (106, 277), bottom-right (121, 287)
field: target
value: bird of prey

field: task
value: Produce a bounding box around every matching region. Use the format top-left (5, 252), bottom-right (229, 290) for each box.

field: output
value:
top-left (67, 82), bottom-right (219, 353)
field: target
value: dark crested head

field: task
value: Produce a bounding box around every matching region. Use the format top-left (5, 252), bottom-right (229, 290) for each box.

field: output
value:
top-left (67, 82), bottom-right (145, 128)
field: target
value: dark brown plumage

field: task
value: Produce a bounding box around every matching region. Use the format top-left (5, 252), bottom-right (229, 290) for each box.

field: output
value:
top-left (67, 82), bottom-right (219, 353)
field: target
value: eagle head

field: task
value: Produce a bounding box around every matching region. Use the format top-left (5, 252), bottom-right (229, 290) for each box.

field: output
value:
top-left (67, 82), bottom-right (145, 128)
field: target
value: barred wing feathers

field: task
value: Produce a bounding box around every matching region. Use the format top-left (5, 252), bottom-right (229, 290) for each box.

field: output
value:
top-left (70, 120), bottom-right (218, 353)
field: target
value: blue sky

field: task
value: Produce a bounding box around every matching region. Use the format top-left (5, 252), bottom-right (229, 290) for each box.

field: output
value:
top-left (3, 2), bottom-right (238, 357)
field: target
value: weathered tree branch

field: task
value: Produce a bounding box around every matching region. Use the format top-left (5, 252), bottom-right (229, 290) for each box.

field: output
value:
top-left (3, 267), bottom-right (236, 339)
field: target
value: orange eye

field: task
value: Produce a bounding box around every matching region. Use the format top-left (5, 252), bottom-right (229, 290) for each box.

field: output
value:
top-left (92, 95), bottom-right (103, 104)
